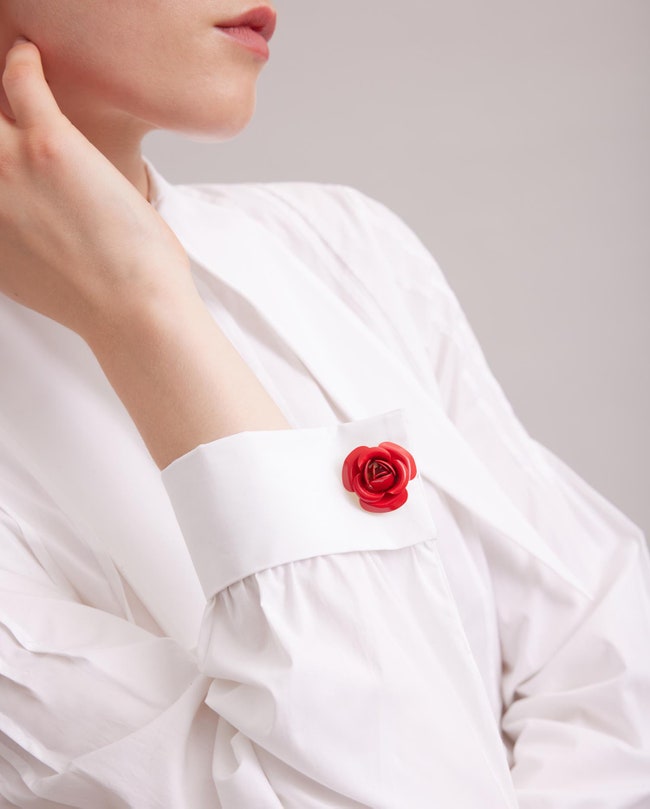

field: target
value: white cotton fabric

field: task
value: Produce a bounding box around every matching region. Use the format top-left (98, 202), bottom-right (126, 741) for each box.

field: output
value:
top-left (0, 156), bottom-right (648, 808)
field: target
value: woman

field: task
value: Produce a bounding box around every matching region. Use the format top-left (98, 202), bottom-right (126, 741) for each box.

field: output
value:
top-left (0, 3), bottom-right (648, 807)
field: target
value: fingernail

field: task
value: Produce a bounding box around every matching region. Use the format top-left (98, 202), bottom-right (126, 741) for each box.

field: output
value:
top-left (13, 36), bottom-right (29, 46)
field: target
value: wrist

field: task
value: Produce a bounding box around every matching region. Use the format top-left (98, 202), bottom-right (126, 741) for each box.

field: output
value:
top-left (83, 288), bottom-right (290, 470)
top-left (80, 273), bottom-right (202, 350)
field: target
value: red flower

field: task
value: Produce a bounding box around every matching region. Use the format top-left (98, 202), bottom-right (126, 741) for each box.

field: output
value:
top-left (341, 441), bottom-right (417, 513)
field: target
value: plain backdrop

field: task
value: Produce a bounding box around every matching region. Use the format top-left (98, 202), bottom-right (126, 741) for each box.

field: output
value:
top-left (143, 0), bottom-right (649, 537)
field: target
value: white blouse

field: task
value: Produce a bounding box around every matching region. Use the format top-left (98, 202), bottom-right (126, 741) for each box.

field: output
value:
top-left (0, 156), bottom-right (648, 808)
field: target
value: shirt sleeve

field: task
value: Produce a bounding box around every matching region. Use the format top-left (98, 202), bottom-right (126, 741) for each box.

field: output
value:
top-left (0, 410), bottom-right (518, 808)
top-left (336, 185), bottom-right (650, 809)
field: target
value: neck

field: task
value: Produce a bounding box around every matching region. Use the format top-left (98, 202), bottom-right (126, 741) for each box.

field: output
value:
top-left (94, 139), bottom-right (151, 203)
top-left (67, 109), bottom-right (153, 203)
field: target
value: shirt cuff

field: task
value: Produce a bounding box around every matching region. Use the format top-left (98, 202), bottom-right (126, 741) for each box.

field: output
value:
top-left (160, 408), bottom-right (438, 598)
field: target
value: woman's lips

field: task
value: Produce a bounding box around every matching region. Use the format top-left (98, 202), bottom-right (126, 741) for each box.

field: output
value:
top-left (214, 5), bottom-right (276, 60)
top-left (215, 24), bottom-right (270, 60)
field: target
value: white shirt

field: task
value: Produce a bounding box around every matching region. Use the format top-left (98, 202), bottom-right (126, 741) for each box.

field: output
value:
top-left (0, 157), bottom-right (648, 808)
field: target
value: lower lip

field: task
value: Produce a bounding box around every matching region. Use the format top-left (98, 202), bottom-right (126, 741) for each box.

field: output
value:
top-left (215, 25), bottom-right (270, 60)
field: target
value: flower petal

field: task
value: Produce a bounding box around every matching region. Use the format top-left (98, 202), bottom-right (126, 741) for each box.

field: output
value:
top-left (380, 441), bottom-right (417, 479)
top-left (352, 473), bottom-right (385, 502)
top-left (386, 458), bottom-right (409, 494)
top-left (385, 488), bottom-right (409, 510)
top-left (357, 446), bottom-right (392, 469)
top-left (359, 488), bottom-right (408, 513)
top-left (342, 445), bottom-right (370, 490)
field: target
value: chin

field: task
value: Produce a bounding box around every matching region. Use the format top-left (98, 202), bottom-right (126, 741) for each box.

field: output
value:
top-left (146, 83), bottom-right (258, 142)
top-left (171, 113), bottom-right (255, 144)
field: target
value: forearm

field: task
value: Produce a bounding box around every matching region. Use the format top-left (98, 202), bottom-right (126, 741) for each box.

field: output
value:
top-left (85, 291), bottom-right (290, 470)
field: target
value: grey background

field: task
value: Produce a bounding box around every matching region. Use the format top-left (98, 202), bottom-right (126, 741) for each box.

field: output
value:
top-left (143, 0), bottom-right (649, 537)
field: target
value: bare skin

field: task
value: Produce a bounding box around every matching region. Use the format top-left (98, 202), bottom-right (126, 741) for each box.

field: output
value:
top-left (0, 0), bottom-right (271, 195)
top-left (0, 37), bottom-right (289, 471)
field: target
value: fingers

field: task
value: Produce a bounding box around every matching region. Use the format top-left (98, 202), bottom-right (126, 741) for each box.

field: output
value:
top-left (3, 37), bottom-right (61, 129)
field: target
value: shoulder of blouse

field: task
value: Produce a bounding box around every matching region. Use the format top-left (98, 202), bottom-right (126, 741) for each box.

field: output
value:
top-left (145, 157), bottom-right (445, 293)
top-left (173, 178), bottom-right (453, 301)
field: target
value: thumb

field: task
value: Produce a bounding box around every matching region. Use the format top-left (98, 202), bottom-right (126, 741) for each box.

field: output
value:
top-left (3, 37), bottom-right (61, 129)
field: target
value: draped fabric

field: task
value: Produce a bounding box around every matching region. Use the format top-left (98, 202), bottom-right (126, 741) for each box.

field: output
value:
top-left (0, 158), bottom-right (648, 807)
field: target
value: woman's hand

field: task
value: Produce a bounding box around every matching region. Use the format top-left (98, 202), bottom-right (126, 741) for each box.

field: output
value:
top-left (0, 37), bottom-right (289, 468)
top-left (0, 37), bottom-right (195, 342)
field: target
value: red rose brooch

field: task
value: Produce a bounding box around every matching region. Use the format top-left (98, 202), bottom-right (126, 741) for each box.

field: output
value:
top-left (342, 441), bottom-right (417, 513)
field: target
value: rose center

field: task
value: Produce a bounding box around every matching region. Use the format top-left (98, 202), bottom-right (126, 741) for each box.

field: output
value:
top-left (365, 459), bottom-right (396, 492)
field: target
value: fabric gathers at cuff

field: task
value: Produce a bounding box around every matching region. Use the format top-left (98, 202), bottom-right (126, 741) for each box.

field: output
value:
top-left (161, 408), bottom-right (438, 599)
